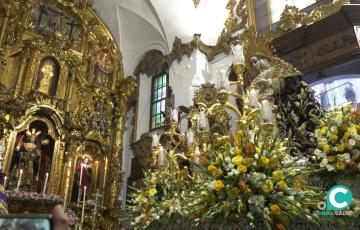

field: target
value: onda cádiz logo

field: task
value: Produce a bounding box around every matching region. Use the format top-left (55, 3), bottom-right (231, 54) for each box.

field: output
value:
top-left (317, 185), bottom-right (353, 216)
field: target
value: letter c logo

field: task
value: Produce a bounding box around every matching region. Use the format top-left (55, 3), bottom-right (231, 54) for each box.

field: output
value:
top-left (326, 185), bottom-right (352, 210)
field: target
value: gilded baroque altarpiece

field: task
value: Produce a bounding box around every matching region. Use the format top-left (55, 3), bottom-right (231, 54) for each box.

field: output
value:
top-left (0, 0), bottom-right (137, 228)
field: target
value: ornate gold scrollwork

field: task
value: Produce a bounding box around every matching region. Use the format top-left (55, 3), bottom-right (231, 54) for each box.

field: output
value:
top-left (0, 0), bottom-right (131, 228)
top-left (279, 0), bottom-right (350, 32)
top-left (135, 0), bottom-right (248, 75)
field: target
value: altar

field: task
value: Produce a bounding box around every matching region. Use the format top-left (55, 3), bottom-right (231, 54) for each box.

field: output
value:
top-left (0, 0), bottom-right (137, 229)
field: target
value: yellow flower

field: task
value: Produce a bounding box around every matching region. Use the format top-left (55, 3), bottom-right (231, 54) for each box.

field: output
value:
top-left (320, 127), bottom-right (328, 136)
top-left (227, 187), bottom-right (240, 199)
top-left (214, 180), bottom-right (225, 191)
top-left (344, 104), bottom-right (352, 112)
top-left (148, 188), bottom-right (157, 196)
top-left (323, 145), bottom-right (330, 153)
top-left (232, 155), bottom-right (243, 165)
top-left (207, 192), bottom-right (216, 203)
top-left (337, 145), bottom-right (345, 152)
top-left (237, 164), bottom-right (247, 174)
top-left (278, 180), bottom-right (287, 190)
top-left (327, 156), bottom-right (336, 163)
top-left (255, 147), bottom-right (261, 153)
top-left (236, 131), bottom-right (243, 142)
top-left (260, 156), bottom-right (270, 167)
top-left (272, 170), bottom-right (283, 180)
top-left (208, 165), bottom-right (218, 174)
top-left (234, 147), bottom-right (242, 156)
top-left (270, 204), bottom-right (281, 216)
top-left (348, 125), bottom-right (357, 135)
top-left (294, 180), bottom-right (302, 189)
top-left (208, 165), bottom-right (222, 177)
top-left (262, 180), bottom-right (273, 193)
top-left (138, 195), bottom-right (147, 204)
top-left (330, 134), bottom-right (338, 142)
top-left (270, 156), bottom-right (280, 167)
top-left (336, 161), bottom-right (346, 170)
top-left (243, 157), bottom-right (254, 166)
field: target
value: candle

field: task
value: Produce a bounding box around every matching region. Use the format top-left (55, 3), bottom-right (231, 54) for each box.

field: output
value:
top-left (194, 146), bottom-right (201, 164)
top-left (78, 162), bottom-right (84, 204)
top-left (79, 163), bottom-right (83, 187)
top-left (231, 43), bottom-right (245, 65)
top-left (186, 130), bottom-right (194, 146)
top-left (151, 133), bottom-right (160, 147)
top-left (102, 157), bottom-right (108, 207)
top-left (249, 88), bottom-right (260, 108)
top-left (260, 99), bottom-right (274, 122)
top-left (16, 169), bottom-right (23, 191)
top-left (171, 108), bottom-right (178, 122)
top-left (198, 110), bottom-right (209, 131)
top-left (42, 172), bottom-right (49, 194)
top-left (4, 176), bottom-right (7, 189)
top-left (81, 186), bottom-right (87, 225)
top-left (219, 68), bottom-right (229, 90)
top-left (157, 146), bottom-right (166, 165)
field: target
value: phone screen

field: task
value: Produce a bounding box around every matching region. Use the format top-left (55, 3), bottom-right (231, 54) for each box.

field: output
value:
top-left (0, 217), bottom-right (51, 230)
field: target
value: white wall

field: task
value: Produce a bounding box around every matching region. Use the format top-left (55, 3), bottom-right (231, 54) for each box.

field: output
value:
top-left (120, 106), bottom-right (135, 205)
top-left (136, 73), bottom-right (152, 140)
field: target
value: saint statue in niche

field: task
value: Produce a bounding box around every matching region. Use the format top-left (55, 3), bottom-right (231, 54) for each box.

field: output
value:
top-left (9, 121), bottom-right (54, 192)
top-left (71, 155), bottom-right (93, 203)
top-left (35, 58), bottom-right (59, 96)
top-left (93, 52), bottom-right (113, 87)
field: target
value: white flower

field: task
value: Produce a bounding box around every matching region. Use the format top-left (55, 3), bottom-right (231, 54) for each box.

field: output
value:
top-left (320, 158), bottom-right (328, 168)
top-left (326, 164), bottom-right (336, 172)
top-left (349, 139), bottom-right (356, 146)
top-left (232, 168), bottom-right (239, 175)
top-left (224, 157), bottom-right (231, 163)
top-left (330, 126), bottom-right (337, 133)
top-left (135, 216), bottom-right (141, 223)
top-left (338, 153), bottom-right (351, 163)
top-left (314, 149), bottom-right (326, 159)
top-left (318, 138), bottom-right (328, 145)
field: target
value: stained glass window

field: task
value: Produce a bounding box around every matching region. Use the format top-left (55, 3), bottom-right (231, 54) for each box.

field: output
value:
top-left (150, 73), bottom-right (168, 129)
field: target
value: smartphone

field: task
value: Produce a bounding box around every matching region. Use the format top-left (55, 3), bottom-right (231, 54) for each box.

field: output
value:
top-left (0, 214), bottom-right (52, 230)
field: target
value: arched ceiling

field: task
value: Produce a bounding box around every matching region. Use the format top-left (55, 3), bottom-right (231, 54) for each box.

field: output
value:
top-left (93, 0), bottom-right (230, 76)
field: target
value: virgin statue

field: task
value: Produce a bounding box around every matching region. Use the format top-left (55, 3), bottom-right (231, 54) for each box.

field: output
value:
top-left (37, 63), bottom-right (54, 94)
top-left (71, 156), bottom-right (92, 203)
top-left (241, 38), bottom-right (324, 155)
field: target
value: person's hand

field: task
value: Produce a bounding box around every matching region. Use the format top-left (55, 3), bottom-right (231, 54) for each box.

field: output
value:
top-left (52, 205), bottom-right (70, 230)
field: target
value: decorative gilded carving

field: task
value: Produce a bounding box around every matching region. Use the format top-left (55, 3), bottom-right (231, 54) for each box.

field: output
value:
top-left (279, 0), bottom-right (350, 32)
top-left (0, 0), bottom-right (130, 228)
top-left (130, 134), bottom-right (152, 168)
top-left (135, 0), bottom-right (248, 75)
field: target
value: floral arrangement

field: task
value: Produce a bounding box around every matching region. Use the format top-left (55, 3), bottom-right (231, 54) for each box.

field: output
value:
top-left (185, 126), bottom-right (325, 229)
top-left (125, 166), bottom-right (191, 229)
top-left (66, 209), bottom-right (78, 226)
top-left (5, 190), bottom-right (62, 203)
top-left (126, 124), bottom-right (329, 229)
top-left (312, 105), bottom-right (360, 173)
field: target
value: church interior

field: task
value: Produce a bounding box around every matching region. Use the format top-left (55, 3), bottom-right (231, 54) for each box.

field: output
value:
top-left (0, 0), bottom-right (360, 229)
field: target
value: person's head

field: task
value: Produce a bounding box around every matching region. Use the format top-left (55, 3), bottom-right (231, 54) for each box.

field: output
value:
top-left (249, 54), bottom-right (271, 74)
top-left (83, 157), bottom-right (90, 164)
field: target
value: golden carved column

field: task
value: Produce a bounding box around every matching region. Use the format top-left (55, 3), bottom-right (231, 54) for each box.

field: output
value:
top-left (14, 47), bottom-right (32, 97)
top-left (104, 76), bottom-right (137, 209)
